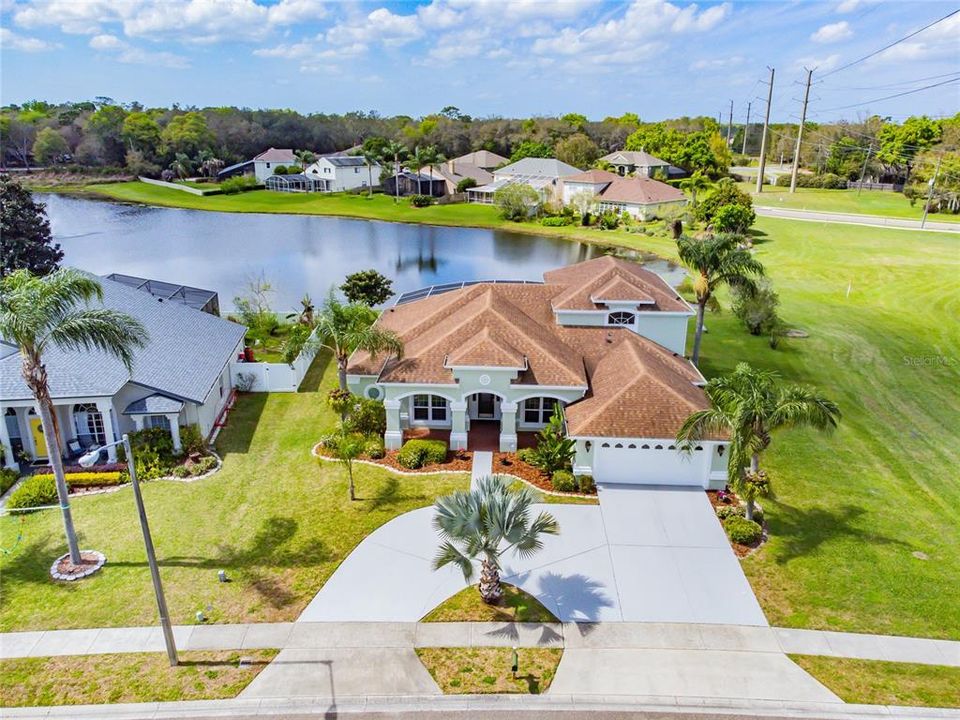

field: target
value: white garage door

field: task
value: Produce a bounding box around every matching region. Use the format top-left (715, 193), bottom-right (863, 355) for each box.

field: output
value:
top-left (593, 441), bottom-right (706, 487)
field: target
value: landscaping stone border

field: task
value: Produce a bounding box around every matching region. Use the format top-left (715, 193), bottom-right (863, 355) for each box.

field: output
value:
top-left (49, 550), bottom-right (105, 581)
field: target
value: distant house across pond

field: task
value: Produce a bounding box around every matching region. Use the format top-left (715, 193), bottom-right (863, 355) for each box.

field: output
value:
top-left (467, 157), bottom-right (580, 204)
top-left (304, 155), bottom-right (381, 192)
top-left (436, 150), bottom-right (508, 194)
top-left (265, 173), bottom-right (326, 193)
top-left (217, 148), bottom-right (299, 183)
top-left (601, 150), bottom-right (685, 179)
top-left (384, 169), bottom-right (446, 197)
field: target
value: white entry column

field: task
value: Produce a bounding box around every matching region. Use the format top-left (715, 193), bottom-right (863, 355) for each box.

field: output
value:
top-left (499, 401), bottom-right (518, 452)
top-left (450, 401), bottom-right (468, 450)
top-left (96, 400), bottom-right (118, 462)
top-left (384, 399), bottom-right (403, 450)
top-left (0, 412), bottom-right (16, 469)
top-left (168, 416), bottom-right (183, 454)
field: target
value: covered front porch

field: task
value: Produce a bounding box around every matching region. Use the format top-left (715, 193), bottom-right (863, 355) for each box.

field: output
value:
top-left (402, 422), bottom-right (538, 452)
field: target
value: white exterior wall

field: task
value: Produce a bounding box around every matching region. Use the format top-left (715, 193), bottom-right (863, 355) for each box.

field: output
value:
top-left (562, 181), bottom-right (607, 205)
top-left (308, 158), bottom-right (381, 192)
top-left (554, 309), bottom-right (691, 356)
top-left (573, 437), bottom-right (728, 489)
top-left (598, 198), bottom-right (687, 221)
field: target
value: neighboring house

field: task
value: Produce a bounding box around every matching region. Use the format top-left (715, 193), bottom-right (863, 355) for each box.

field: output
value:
top-left (467, 157), bottom-right (581, 204)
top-left (435, 150), bottom-right (508, 194)
top-left (383, 169), bottom-right (447, 197)
top-left (304, 155), bottom-right (382, 192)
top-left (596, 177), bottom-right (688, 220)
top-left (347, 256), bottom-right (727, 489)
top-left (0, 273), bottom-right (246, 469)
top-left (561, 169), bottom-right (620, 205)
top-left (601, 150), bottom-right (683, 179)
top-left (265, 173), bottom-right (326, 193)
top-left (217, 148), bottom-right (298, 182)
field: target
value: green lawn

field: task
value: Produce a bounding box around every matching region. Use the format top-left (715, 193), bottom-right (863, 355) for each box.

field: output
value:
top-left (0, 650), bottom-right (276, 707)
top-left (175, 180), bottom-right (220, 191)
top-left (416, 647), bottom-right (562, 694)
top-left (421, 583), bottom-right (558, 623)
top-left (742, 182), bottom-right (960, 222)
top-left (791, 656), bottom-right (960, 708)
top-left (0, 351), bottom-right (468, 631)
top-left (695, 218), bottom-right (960, 639)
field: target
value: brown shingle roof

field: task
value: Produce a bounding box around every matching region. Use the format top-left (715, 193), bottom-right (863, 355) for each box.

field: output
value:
top-left (451, 150), bottom-right (508, 169)
top-left (544, 256), bottom-right (690, 312)
top-left (254, 147), bottom-right (297, 163)
top-left (599, 177), bottom-right (686, 205)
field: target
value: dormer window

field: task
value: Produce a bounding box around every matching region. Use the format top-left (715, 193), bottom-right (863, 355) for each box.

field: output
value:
top-left (607, 311), bottom-right (635, 326)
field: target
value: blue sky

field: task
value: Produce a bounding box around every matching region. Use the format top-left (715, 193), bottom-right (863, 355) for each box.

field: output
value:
top-left (1, 0), bottom-right (958, 123)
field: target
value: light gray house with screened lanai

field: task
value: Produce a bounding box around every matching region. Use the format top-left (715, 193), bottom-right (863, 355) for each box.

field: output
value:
top-left (0, 272), bottom-right (245, 469)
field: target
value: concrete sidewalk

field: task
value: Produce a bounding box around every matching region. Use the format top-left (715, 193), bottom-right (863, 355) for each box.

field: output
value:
top-left (3, 621), bottom-right (958, 667)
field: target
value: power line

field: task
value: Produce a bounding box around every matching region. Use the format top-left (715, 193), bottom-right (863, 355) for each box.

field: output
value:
top-left (816, 77), bottom-right (960, 113)
top-left (819, 71), bottom-right (960, 92)
top-left (817, 8), bottom-right (960, 80)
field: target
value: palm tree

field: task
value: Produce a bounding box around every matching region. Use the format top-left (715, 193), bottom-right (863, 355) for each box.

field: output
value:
top-left (361, 150), bottom-right (379, 197)
top-left (331, 426), bottom-right (365, 501)
top-left (409, 145), bottom-right (429, 196)
top-left (676, 233), bottom-right (764, 366)
top-left (380, 141), bottom-right (408, 203)
top-left (680, 170), bottom-right (713, 208)
top-left (423, 146), bottom-right (445, 197)
top-left (295, 150), bottom-right (316, 171)
top-left (0, 269), bottom-right (148, 565)
top-left (312, 292), bottom-right (403, 391)
top-left (170, 153), bottom-right (193, 180)
top-left (677, 362), bottom-right (840, 520)
top-left (433, 476), bottom-right (559, 604)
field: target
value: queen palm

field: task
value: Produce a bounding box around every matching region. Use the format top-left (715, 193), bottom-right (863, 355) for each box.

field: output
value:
top-left (680, 170), bottom-right (713, 208)
top-left (295, 149), bottom-right (316, 171)
top-left (677, 362), bottom-right (840, 520)
top-left (170, 153), bottom-right (193, 180)
top-left (409, 145), bottom-right (429, 196)
top-left (0, 269), bottom-right (148, 565)
top-left (676, 233), bottom-right (764, 366)
top-left (433, 476), bottom-right (559, 604)
top-left (312, 292), bottom-right (403, 392)
top-left (361, 150), bottom-right (379, 197)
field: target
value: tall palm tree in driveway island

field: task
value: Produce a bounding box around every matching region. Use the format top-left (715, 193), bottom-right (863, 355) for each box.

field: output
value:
top-left (677, 362), bottom-right (840, 521)
top-left (0, 269), bottom-right (148, 566)
top-left (433, 476), bottom-right (559, 604)
top-left (676, 233), bottom-right (764, 366)
top-left (312, 292), bottom-right (403, 392)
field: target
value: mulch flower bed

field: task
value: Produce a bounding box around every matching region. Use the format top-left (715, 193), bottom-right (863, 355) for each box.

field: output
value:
top-left (707, 488), bottom-right (766, 558)
top-left (368, 449), bottom-right (475, 474)
top-left (50, 550), bottom-right (106, 581)
top-left (493, 453), bottom-right (556, 492)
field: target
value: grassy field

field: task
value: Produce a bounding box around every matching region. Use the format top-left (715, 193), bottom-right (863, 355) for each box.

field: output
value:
top-left (791, 656), bottom-right (960, 708)
top-left (416, 647), bottom-right (562, 694)
top-left (0, 650), bottom-right (276, 707)
top-left (743, 182), bottom-right (960, 222)
top-left (0, 351), bottom-right (469, 631)
top-left (421, 583), bottom-right (558, 623)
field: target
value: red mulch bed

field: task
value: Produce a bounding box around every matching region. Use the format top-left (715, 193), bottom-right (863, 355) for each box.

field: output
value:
top-left (54, 551), bottom-right (102, 578)
top-left (493, 453), bottom-right (553, 492)
top-left (368, 449), bottom-right (475, 474)
top-left (706, 489), bottom-right (766, 558)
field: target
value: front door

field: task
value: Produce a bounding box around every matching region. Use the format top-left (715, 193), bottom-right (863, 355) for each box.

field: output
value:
top-left (477, 393), bottom-right (496, 418)
top-left (29, 417), bottom-right (48, 459)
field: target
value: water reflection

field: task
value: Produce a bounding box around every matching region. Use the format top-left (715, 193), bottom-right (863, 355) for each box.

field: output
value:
top-left (38, 193), bottom-right (684, 310)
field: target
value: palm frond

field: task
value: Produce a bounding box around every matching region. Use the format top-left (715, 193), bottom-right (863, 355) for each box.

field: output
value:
top-left (433, 540), bottom-right (475, 581)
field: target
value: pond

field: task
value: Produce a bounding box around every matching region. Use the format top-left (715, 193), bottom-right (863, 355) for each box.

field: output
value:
top-left (37, 193), bottom-right (685, 311)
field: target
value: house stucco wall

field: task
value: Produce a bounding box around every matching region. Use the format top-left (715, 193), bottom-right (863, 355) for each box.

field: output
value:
top-left (554, 309), bottom-right (692, 356)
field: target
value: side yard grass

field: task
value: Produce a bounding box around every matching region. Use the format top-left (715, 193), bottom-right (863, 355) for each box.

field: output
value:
top-left (421, 583), bottom-right (557, 623)
top-left (0, 351), bottom-right (469, 631)
top-left (0, 650), bottom-right (276, 707)
top-left (416, 647), bottom-right (562, 694)
top-left (791, 656), bottom-right (960, 708)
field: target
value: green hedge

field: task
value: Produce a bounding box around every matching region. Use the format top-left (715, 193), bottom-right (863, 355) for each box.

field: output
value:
top-left (396, 439), bottom-right (448, 469)
top-left (32, 471), bottom-right (123, 488)
top-left (6, 475), bottom-right (58, 510)
top-left (723, 515), bottom-right (763, 544)
top-left (0, 467), bottom-right (19, 494)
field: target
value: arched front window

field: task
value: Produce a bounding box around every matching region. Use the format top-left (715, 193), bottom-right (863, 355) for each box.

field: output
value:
top-left (412, 395), bottom-right (448, 422)
top-left (73, 403), bottom-right (106, 445)
top-left (607, 311), bottom-right (635, 326)
top-left (522, 397), bottom-right (558, 425)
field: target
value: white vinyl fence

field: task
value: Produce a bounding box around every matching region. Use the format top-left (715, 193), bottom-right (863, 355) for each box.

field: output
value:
top-left (229, 337), bottom-right (320, 393)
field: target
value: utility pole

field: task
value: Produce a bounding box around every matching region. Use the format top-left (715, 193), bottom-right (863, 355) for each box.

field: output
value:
top-left (741, 102), bottom-right (751, 155)
top-left (726, 99), bottom-right (734, 145)
top-left (857, 144), bottom-right (874, 196)
top-left (921, 154), bottom-right (943, 229)
top-left (789, 67), bottom-right (814, 193)
top-left (756, 67), bottom-right (775, 194)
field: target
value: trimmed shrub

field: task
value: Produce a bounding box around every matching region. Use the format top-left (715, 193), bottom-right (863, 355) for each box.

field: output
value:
top-left (364, 437), bottom-right (386, 459)
top-left (723, 515), bottom-right (763, 544)
top-left (775, 173), bottom-right (847, 189)
top-left (190, 456), bottom-right (217, 476)
top-left (410, 194), bottom-right (432, 208)
top-left (220, 176), bottom-right (258, 194)
top-left (551, 470), bottom-right (575, 492)
top-left (711, 203), bottom-right (755, 233)
top-left (31, 471), bottom-right (123, 488)
top-left (7, 474), bottom-right (58, 510)
top-left (171, 465), bottom-right (191, 478)
top-left (347, 397), bottom-right (386, 437)
top-left (540, 216), bottom-right (573, 227)
top-left (576, 474), bottom-right (595, 494)
top-left (179, 424), bottom-right (206, 455)
top-left (0, 467), bottom-right (19, 494)
top-left (716, 504), bottom-right (765, 526)
top-left (318, 433), bottom-right (339, 451)
top-left (517, 447), bottom-right (537, 465)
top-left (397, 439), bottom-right (448, 469)
top-left (455, 177), bottom-right (477, 193)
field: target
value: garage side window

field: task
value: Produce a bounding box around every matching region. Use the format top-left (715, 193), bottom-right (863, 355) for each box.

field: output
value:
top-left (412, 394), bottom-right (448, 422)
top-left (607, 311), bottom-right (635, 326)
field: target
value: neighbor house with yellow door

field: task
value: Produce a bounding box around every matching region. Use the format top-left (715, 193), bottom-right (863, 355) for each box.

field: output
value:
top-left (0, 273), bottom-right (245, 469)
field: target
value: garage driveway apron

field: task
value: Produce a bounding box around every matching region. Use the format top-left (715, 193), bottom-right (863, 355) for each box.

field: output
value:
top-left (298, 484), bottom-right (766, 626)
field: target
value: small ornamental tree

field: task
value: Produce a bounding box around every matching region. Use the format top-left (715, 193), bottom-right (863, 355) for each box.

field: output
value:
top-left (0, 175), bottom-right (63, 277)
top-left (711, 203), bottom-right (756, 233)
top-left (340, 269), bottom-right (394, 306)
top-left (695, 178), bottom-right (753, 223)
top-left (494, 183), bottom-right (540, 221)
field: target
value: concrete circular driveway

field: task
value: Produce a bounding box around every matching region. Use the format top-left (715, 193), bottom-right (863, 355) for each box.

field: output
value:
top-left (298, 484), bottom-right (767, 626)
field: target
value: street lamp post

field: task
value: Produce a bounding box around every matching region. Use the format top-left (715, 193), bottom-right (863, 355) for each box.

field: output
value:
top-left (80, 435), bottom-right (178, 666)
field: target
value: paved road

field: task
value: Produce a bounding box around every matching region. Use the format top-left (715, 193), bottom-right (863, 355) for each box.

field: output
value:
top-left (754, 205), bottom-right (960, 233)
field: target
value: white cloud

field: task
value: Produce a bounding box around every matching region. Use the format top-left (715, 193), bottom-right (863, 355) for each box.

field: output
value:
top-left (796, 53), bottom-right (840, 71)
top-left (325, 7), bottom-right (422, 48)
top-left (865, 14), bottom-right (960, 65)
top-left (835, 0), bottom-right (861, 12)
top-left (253, 41), bottom-right (315, 60)
top-left (88, 32), bottom-right (190, 68)
top-left (0, 27), bottom-right (60, 51)
top-left (811, 20), bottom-right (852, 44)
top-left (691, 55), bottom-right (744, 71)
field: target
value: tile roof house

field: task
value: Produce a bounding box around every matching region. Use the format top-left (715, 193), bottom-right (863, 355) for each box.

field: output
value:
top-left (1, 273), bottom-right (245, 468)
top-left (347, 256), bottom-right (728, 488)
top-left (466, 157), bottom-right (582, 205)
top-left (435, 149), bottom-right (508, 195)
top-left (562, 171), bottom-right (688, 220)
top-left (601, 149), bottom-right (684, 178)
